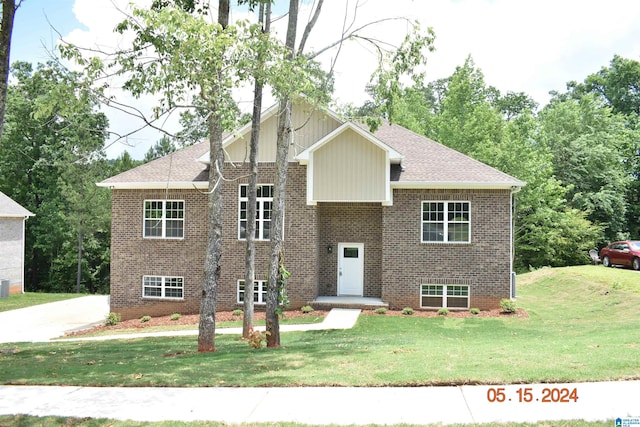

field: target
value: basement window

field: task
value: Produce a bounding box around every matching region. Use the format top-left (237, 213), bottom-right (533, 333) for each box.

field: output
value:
top-left (420, 284), bottom-right (469, 309)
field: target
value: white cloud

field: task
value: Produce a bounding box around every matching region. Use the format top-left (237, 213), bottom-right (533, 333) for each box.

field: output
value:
top-left (63, 0), bottom-right (640, 158)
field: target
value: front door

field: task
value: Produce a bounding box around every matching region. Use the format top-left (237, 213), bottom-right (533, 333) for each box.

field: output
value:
top-left (338, 243), bottom-right (364, 296)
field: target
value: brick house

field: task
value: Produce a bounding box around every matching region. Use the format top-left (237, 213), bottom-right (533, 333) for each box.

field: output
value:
top-left (0, 191), bottom-right (34, 295)
top-left (99, 104), bottom-right (524, 320)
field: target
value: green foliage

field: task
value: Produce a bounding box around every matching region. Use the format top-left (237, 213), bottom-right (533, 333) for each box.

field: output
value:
top-left (275, 258), bottom-right (291, 317)
top-left (245, 328), bottom-right (268, 349)
top-left (232, 309), bottom-right (243, 316)
top-left (470, 308), bottom-right (480, 315)
top-left (140, 315), bottom-right (152, 323)
top-left (300, 305), bottom-right (314, 314)
top-left (144, 135), bottom-right (177, 162)
top-left (105, 312), bottom-right (121, 326)
top-left (401, 307), bottom-right (414, 315)
top-left (437, 308), bottom-right (449, 316)
top-left (375, 307), bottom-right (388, 315)
top-left (170, 313), bottom-right (181, 321)
top-left (499, 299), bottom-right (517, 314)
top-left (0, 61), bottom-right (111, 293)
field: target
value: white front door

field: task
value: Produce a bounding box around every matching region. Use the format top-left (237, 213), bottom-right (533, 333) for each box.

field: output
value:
top-left (338, 243), bottom-right (364, 296)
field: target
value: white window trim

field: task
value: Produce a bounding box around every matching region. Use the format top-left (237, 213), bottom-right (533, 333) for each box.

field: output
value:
top-left (420, 201), bottom-right (471, 244)
top-left (237, 279), bottom-right (267, 304)
top-left (142, 275), bottom-right (184, 300)
top-left (420, 284), bottom-right (470, 309)
top-left (238, 184), bottom-right (274, 241)
top-left (143, 200), bottom-right (185, 239)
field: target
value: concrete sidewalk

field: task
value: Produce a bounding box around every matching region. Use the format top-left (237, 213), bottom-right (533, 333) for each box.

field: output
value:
top-left (0, 295), bottom-right (109, 343)
top-left (57, 308), bottom-right (362, 342)
top-left (0, 381), bottom-right (638, 424)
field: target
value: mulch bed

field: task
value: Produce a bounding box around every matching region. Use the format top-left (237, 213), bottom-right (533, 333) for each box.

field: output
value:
top-left (66, 308), bottom-right (527, 337)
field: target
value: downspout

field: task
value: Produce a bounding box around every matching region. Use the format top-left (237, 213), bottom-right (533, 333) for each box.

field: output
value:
top-left (510, 186), bottom-right (522, 299)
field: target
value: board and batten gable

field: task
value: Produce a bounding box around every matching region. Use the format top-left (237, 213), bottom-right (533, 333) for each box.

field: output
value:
top-left (223, 103), bottom-right (342, 163)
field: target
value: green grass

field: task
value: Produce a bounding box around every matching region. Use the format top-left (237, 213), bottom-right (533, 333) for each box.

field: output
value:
top-left (1, 266), bottom-right (639, 387)
top-left (0, 415), bottom-right (615, 427)
top-left (0, 292), bottom-right (85, 312)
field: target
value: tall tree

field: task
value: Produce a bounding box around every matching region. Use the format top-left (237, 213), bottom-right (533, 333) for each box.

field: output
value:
top-left (0, 0), bottom-right (21, 140)
top-left (0, 61), bottom-right (109, 293)
top-left (242, 0), bottom-right (271, 338)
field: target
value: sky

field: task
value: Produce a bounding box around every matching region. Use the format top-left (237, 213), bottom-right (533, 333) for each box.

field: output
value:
top-left (10, 0), bottom-right (640, 159)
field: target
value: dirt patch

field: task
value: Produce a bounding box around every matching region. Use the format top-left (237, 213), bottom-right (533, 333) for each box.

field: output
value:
top-left (67, 307), bottom-right (527, 337)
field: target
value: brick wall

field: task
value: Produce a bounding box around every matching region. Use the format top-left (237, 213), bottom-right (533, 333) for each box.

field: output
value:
top-left (110, 189), bottom-right (208, 320)
top-left (381, 189), bottom-right (513, 311)
top-left (109, 164), bottom-right (318, 320)
top-left (317, 203), bottom-right (382, 298)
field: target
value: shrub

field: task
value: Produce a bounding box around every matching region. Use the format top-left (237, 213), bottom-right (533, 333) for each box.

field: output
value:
top-left (301, 305), bottom-right (314, 314)
top-left (401, 307), bottom-right (414, 315)
top-left (170, 313), bottom-right (181, 321)
top-left (470, 308), bottom-right (480, 315)
top-left (140, 315), bottom-right (152, 323)
top-left (105, 312), bottom-right (121, 326)
top-left (500, 298), bottom-right (517, 314)
top-left (437, 308), bottom-right (449, 316)
top-left (232, 309), bottom-right (243, 316)
top-left (375, 307), bottom-right (388, 315)
top-left (245, 328), bottom-right (269, 349)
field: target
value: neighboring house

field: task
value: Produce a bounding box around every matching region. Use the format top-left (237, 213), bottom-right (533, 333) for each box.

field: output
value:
top-left (99, 103), bottom-right (525, 320)
top-left (0, 191), bottom-right (34, 295)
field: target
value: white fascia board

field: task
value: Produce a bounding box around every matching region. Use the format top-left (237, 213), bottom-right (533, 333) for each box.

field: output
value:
top-left (96, 181), bottom-right (209, 190)
top-left (391, 181), bottom-right (525, 190)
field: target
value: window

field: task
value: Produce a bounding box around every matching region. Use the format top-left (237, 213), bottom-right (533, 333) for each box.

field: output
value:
top-left (238, 185), bottom-right (273, 240)
top-left (421, 284), bottom-right (469, 309)
top-left (237, 280), bottom-right (267, 304)
top-left (144, 200), bottom-right (184, 238)
top-left (143, 276), bottom-right (184, 299)
top-left (421, 201), bottom-right (470, 243)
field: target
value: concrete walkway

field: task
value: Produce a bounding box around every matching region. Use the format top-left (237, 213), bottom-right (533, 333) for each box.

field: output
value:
top-left (0, 381), bottom-right (638, 424)
top-left (57, 307), bottom-right (362, 342)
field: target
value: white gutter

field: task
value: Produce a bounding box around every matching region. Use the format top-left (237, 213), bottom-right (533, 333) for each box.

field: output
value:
top-left (96, 181), bottom-right (209, 190)
top-left (391, 181), bottom-right (525, 190)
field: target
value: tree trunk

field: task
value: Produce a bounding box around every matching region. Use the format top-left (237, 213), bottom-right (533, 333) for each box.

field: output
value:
top-left (198, 0), bottom-right (229, 353)
top-left (266, 0), bottom-right (299, 348)
top-left (0, 0), bottom-right (16, 140)
top-left (198, 113), bottom-right (224, 353)
top-left (242, 2), bottom-right (270, 339)
top-left (76, 227), bottom-right (82, 293)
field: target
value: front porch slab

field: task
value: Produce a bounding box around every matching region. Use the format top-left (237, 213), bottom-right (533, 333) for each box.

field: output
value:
top-left (310, 296), bottom-right (388, 310)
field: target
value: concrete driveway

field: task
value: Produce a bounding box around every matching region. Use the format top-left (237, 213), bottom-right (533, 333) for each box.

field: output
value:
top-left (0, 295), bottom-right (109, 343)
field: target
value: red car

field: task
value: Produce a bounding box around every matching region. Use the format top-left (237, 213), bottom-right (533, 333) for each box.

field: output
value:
top-left (600, 241), bottom-right (640, 270)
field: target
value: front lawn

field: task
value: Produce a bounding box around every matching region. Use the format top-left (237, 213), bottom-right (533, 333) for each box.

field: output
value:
top-left (0, 266), bottom-right (639, 387)
top-left (0, 292), bottom-right (85, 313)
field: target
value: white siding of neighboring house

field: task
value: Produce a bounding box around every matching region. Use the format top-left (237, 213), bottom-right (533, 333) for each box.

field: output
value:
top-left (0, 217), bottom-right (27, 293)
top-left (312, 129), bottom-right (387, 202)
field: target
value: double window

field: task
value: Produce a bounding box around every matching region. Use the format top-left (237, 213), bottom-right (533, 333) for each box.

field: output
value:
top-left (238, 185), bottom-right (273, 240)
top-left (143, 275), bottom-right (184, 299)
top-left (237, 280), bottom-right (267, 304)
top-left (421, 201), bottom-right (470, 243)
top-left (144, 200), bottom-right (184, 239)
top-left (421, 284), bottom-right (469, 309)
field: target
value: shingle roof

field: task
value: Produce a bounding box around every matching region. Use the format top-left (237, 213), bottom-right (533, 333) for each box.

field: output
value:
top-left (0, 191), bottom-right (34, 218)
top-left (99, 112), bottom-right (524, 189)
top-left (370, 122), bottom-right (525, 187)
top-left (98, 141), bottom-right (210, 188)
